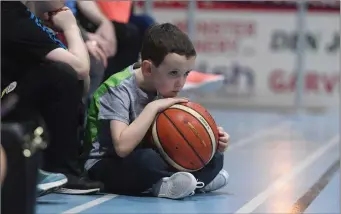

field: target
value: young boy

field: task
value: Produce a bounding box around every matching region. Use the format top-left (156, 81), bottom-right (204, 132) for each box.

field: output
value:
top-left (84, 23), bottom-right (230, 199)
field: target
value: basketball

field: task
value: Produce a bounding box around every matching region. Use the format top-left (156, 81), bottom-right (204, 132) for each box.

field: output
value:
top-left (150, 101), bottom-right (219, 172)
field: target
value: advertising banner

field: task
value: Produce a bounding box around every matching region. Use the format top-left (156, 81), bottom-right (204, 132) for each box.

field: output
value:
top-left (136, 2), bottom-right (339, 110)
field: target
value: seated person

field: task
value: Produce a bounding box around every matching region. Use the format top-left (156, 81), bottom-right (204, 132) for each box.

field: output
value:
top-left (83, 23), bottom-right (230, 199)
top-left (1, 1), bottom-right (102, 195)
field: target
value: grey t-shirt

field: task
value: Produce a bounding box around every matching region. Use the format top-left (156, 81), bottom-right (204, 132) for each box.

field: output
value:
top-left (84, 64), bottom-right (158, 170)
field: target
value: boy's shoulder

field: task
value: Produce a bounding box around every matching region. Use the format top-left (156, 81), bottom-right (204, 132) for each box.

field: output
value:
top-left (103, 65), bottom-right (137, 89)
top-left (93, 64), bottom-right (138, 99)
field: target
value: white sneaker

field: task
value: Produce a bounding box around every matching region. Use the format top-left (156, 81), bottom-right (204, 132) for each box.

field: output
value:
top-left (152, 172), bottom-right (204, 199)
top-left (201, 169), bottom-right (229, 192)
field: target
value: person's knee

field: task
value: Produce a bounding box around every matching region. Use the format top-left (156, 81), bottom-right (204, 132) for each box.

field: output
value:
top-left (137, 14), bottom-right (155, 27)
top-left (42, 62), bottom-right (83, 94)
top-left (130, 14), bottom-right (155, 32)
top-left (43, 62), bottom-right (78, 81)
top-left (135, 149), bottom-right (168, 172)
top-left (212, 152), bottom-right (224, 171)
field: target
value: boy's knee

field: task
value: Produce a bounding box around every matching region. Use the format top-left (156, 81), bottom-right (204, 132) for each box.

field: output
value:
top-left (212, 152), bottom-right (224, 170)
top-left (135, 149), bottom-right (168, 171)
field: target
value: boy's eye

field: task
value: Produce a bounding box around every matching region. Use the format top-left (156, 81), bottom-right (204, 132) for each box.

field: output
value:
top-left (185, 71), bottom-right (191, 76)
top-left (169, 71), bottom-right (178, 76)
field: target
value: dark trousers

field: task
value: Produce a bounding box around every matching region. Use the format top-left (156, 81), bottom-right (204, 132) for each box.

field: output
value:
top-left (1, 62), bottom-right (83, 173)
top-left (102, 21), bottom-right (141, 80)
top-left (88, 148), bottom-right (224, 195)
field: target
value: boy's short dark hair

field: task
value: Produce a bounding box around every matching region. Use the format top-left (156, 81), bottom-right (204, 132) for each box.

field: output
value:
top-left (141, 23), bottom-right (196, 67)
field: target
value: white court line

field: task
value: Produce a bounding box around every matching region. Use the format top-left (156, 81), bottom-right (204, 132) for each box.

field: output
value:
top-left (227, 121), bottom-right (292, 151)
top-left (61, 194), bottom-right (118, 214)
top-left (234, 135), bottom-right (340, 214)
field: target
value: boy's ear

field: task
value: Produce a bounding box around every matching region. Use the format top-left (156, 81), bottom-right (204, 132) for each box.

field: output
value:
top-left (141, 60), bottom-right (152, 76)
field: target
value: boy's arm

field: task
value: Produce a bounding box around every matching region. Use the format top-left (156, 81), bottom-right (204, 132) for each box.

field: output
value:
top-left (97, 86), bottom-right (157, 158)
top-left (110, 104), bottom-right (157, 158)
top-left (98, 87), bottom-right (187, 158)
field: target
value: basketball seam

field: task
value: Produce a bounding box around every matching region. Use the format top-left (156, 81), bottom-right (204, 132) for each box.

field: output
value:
top-left (153, 115), bottom-right (198, 171)
top-left (170, 104), bottom-right (217, 158)
top-left (168, 108), bottom-right (213, 160)
top-left (163, 112), bottom-right (206, 167)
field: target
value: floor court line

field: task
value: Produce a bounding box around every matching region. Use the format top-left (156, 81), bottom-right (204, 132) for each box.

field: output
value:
top-left (290, 159), bottom-right (340, 214)
top-left (228, 121), bottom-right (292, 151)
top-left (61, 194), bottom-right (118, 214)
top-left (234, 135), bottom-right (340, 214)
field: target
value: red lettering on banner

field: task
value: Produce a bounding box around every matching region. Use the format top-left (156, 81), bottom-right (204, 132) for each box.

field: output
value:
top-left (173, 20), bottom-right (253, 53)
top-left (195, 39), bottom-right (237, 53)
top-left (269, 69), bottom-right (339, 94)
top-left (174, 20), bottom-right (255, 36)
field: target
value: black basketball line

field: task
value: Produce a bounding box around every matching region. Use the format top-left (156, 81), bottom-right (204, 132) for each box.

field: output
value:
top-left (173, 106), bottom-right (215, 152)
top-left (163, 111), bottom-right (206, 167)
top-left (156, 114), bottom-right (200, 170)
top-left (182, 104), bottom-right (218, 147)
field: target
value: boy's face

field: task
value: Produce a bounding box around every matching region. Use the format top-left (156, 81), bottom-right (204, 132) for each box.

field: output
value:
top-left (147, 53), bottom-right (196, 98)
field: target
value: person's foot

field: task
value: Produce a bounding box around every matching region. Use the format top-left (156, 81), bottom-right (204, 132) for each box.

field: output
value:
top-left (37, 169), bottom-right (68, 197)
top-left (54, 173), bottom-right (103, 195)
top-left (152, 172), bottom-right (204, 199)
top-left (183, 71), bottom-right (224, 92)
top-left (200, 169), bottom-right (229, 193)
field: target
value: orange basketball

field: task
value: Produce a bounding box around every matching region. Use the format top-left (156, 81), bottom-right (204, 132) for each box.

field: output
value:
top-left (150, 101), bottom-right (219, 172)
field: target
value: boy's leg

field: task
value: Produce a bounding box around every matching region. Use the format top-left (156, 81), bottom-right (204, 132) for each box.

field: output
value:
top-left (192, 152), bottom-right (228, 192)
top-left (88, 149), bottom-right (200, 199)
top-left (88, 148), bottom-right (173, 194)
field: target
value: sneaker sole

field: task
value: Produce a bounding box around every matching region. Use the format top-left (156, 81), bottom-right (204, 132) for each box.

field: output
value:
top-left (183, 77), bottom-right (224, 92)
top-left (37, 178), bottom-right (68, 191)
top-left (55, 188), bottom-right (100, 195)
top-left (37, 185), bottom-right (64, 197)
top-left (156, 172), bottom-right (197, 199)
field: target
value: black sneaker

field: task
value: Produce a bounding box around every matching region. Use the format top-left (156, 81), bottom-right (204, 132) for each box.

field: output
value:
top-left (54, 173), bottom-right (103, 195)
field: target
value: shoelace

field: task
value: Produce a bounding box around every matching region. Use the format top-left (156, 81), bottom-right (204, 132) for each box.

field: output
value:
top-left (196, 180), bottom-right (205, 189)
top-left (188, 180), bottom-right (205, 196)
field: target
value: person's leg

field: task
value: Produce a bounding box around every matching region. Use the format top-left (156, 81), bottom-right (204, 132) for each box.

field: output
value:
top-left (88, 148), bottom-right (200, 199)
top-left (2, 62), bottom-right (103, 192)
top-left (89, 148), bottom-right (172, 194)
top-left (103, 22), bottom-right (141, 80)
top-left (191, 152), bottom-right (229, 192)
top-left (82, 55), bottom-right (105, 130)
top-left (88, 55), bottom-right (105, 99)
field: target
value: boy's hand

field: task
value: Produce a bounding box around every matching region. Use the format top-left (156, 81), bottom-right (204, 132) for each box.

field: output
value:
top-left (217, 126), bottom-right (230, 152)
top-left (149, 98), bottom-right (188, 113)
